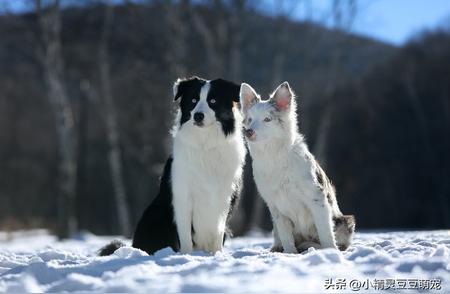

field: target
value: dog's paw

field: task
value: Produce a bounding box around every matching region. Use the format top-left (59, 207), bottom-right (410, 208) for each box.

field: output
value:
top-left (338, 244), bottom-right (350, 251)
top-left (296, 241), bottom-right (321, 253)
top-left (282, 247), bottom-right (299, 254)
top-left (270, 245), bottom-right (283, 252)
top-left (179, 245), bottom-right (193, 254)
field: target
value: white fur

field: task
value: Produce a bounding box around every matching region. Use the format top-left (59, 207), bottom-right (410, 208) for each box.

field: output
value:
top-left (171, 81), bottom-right (246, 253)
top-left (240, 82), bottom-right (351, 253)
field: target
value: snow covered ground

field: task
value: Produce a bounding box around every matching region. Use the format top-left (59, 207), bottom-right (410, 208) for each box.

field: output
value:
top-left (0, 230), bottom-right (449, 292)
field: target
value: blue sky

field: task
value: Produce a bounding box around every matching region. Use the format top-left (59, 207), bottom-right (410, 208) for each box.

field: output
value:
top-left (3, 0), bottom-right (450, 45)
top-left (290, 0), bottom-right (450, 45)
top-left (350, 0), bottom-right (450, 44)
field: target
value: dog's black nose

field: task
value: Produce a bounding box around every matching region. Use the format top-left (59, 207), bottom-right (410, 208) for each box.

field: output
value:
top-left (244, 129), bottom-right (255, 138)
top-left (194, 112), bottom-right (204, 122)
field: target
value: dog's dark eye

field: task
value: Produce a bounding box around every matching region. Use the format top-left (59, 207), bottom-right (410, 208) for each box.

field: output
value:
top-left (248, 118), bottom-right (252, 123)
top-left (192, 98), bottom-right (197, 103)
top-left (264, 117), bottom-right (272, 122)
top-left (210, 98), bottom-right (216, 104)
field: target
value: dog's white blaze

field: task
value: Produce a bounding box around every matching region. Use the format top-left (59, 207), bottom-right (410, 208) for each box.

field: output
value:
top-left (172, 81), bottom-right (245, 254)
top-left (192, 81), bottom-right (217, 127)
top-left (194, 81), bottom-right (210, 113)
top-left (199, 81), bottom-right (210, 102)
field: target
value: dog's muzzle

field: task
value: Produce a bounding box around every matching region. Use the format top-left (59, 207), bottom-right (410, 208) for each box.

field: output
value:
top-left (244, 129), bottom-right (255, 140)
top-left (193, 112), bottom-right (204, 126)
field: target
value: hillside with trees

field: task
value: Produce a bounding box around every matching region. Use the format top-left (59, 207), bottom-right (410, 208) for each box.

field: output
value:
top-left (0, 1), bottom-right (447, 236)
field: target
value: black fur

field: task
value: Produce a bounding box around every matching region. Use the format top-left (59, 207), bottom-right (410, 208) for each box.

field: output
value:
top-left (99, 77), bottom-right (241, 256)
top-left (99, 157), bottom-right (178, 256)
top-left (131, 157), bottom-right (180, 255)
top-left (207, 78), bottom-right (241, 136)
top-left (326, 194), bottom-right (333, 206)
top-left (223, 177), bottom-right (242, 243)
top-left (174, 76), bottom-right (206, 127)
top-left (175, 77), bottom-right (240, 136)
top-left (98, 239), bottom-right (126, 256)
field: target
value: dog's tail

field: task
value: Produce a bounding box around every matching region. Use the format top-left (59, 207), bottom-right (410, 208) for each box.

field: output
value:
top-left (98, 239), bottom-right (126, 256)
top-left (340, 215), bottom-right (356, 232)
top-left (334, 215), bottom-right (356, 251)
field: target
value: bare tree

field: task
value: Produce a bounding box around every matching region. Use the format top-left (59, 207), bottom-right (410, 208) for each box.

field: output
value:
top-left (269, 0), bottom-right (299, 86)
top-left (402, 64), bottom-right (449, 226)
top-left (188, 0), bottom-right (228, 76)
top-left (313, 0), bottom-right (357, 168)
top-left (179, 0), bottom-right (248, 79)
top-left (98, 1), bottom-right (132, 237)
top-left (35, 0), bottom-right (78, 238)
top-left (331, 0), bottom-right (357, 30)
top-left (228, 0), bottom-right (246, 81)
top-left (162, 0), bottom-right (189, 77)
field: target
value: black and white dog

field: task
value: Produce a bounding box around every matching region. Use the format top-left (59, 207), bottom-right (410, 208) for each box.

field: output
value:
top-left (100, 76), bottom-right (245, 256)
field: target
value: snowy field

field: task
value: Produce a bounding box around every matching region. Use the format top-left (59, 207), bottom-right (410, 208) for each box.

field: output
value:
top-left (0, 230), bottom-right (449, 292)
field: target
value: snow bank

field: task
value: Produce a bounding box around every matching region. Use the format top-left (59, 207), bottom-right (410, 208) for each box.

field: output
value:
top-left (0, 230), bottom-right (449, 292)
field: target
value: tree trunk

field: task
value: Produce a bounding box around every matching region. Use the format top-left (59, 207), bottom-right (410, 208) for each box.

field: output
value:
top-left (163, 0), bottom-right (189, 77)
top-left (36, 0), bottom-right (78, 238)
top-left (76, 80), bottom-right (90, 227)
top-left (99, 2), bottom-right (132, 237)
top-left (188, 0), bottom-right (226, 76)
top-left (313, 104), bottom-right (333, 169)
top-left (229, 0), bottom-right (245, 81)
top-left (313, 0), bottom-right (357, 167)
top-left (270, 0), bottom-right (299, 86)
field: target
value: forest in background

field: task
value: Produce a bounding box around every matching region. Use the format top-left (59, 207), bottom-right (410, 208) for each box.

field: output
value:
top-left (0, 0), bottom-right (448, 237)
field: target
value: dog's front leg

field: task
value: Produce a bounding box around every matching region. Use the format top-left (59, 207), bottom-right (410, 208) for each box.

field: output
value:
top-left (307, 194), bottom-right (337, 249)
top-left (173, 188), bottom-right (193, 254)
top-left (270, 206), bottom-right (297, 254)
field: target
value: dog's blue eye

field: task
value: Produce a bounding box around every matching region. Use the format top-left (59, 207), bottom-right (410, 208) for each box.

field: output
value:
top-left (248, 118), bottom-right (252, 123)
top-left (192, 98), bottom-right (197, 103)
top-left (210, 98), bottom-right (216, 104)
top-left (264, 117), bottom-right (272, 122)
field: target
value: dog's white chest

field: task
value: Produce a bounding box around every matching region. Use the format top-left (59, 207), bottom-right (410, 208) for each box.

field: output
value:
top-left (172, 132), bottom-right (245, 252)
top-left (251, 144), bottom-right (317, 236)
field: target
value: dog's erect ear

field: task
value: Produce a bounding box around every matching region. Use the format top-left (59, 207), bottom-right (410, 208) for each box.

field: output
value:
top-left (271, 81), bottom-right (293, 111)
top-left (240, 83), bottom-right (259, 113)
top-left (173, 76), bottom-right (200, 101)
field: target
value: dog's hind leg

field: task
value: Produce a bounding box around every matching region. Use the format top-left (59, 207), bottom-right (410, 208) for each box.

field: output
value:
top-left (296, 241), bottom-right (321, 253)
top-left (270, 225), bottom-right (283, 252)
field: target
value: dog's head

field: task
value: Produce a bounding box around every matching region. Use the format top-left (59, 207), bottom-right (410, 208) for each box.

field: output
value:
top-left (239, 82), bottom-right (297, 143)
top-left (173, 76), bottom-right (241, 137)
